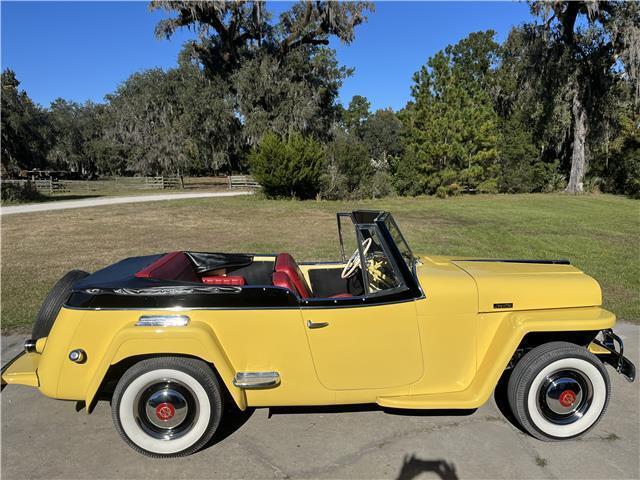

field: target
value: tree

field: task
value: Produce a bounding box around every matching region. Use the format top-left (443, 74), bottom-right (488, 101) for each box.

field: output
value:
top-left (323, 131), bottom-right (372, 198)
top-left (529, 1), bottom-right (640, 193)
top-left (150, 1), bottom-right (373, 147)
top-left (360, 108), bottom-right (404, 161)
top-left (401, 32), bottom-right (501, 195)
top-left (151, 1), bottom-right (372, 71)
top-left (1, 69), bottom-right (49, 174)
top-left (342, 95), bottom-right (371, 134)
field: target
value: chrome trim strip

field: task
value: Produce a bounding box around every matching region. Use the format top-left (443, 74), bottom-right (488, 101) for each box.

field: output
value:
top-left (63, 295), bottom-right (425, 312)
top-left (233, 371), bottom-right (281, 389)
top-left (135, 315), bottom-right (190, 327)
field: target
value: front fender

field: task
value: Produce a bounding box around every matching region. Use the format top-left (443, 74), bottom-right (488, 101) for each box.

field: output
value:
top-left (379, 306), bottom-right (616, 410)
top-left (83, 320), bottom-right (246, 410)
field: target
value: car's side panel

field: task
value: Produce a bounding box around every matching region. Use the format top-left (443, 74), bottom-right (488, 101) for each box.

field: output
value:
top-left (37, 308), bottom-right (86, 399)
top-left (303, 301), bottom-right (423, 391)
top-left (377, 306), bottom-right (616, 409)
top-left (206, 309), bottom-right (335, 407)
top-left (412, 258), bottom-right (479, 394)
top-left (42, 307), bottom-right (330, 410)
top-left (37, 308), bottom-right (245, 409)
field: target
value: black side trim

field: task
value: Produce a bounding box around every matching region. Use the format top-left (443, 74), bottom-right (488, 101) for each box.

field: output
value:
top-left (66, 286), bottom-right (299, 309)
top-left (301, 287), bottom-right (417, 308)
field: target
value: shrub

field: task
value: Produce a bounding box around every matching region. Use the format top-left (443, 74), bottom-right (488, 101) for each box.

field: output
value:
top-left (478, 178), bottom-right (498, 194)
top-left (322, 133), bottom-right (374, 199)
top-left (435, 185), bottom-right (448, 198)
top-left (545, 172), bottom-right (567, 192)
top-left (1, 181), bottom-right (46, 203)
top-left (583, 176), bottom-right (602, 194)
top-left (249, 133), bottom-right (325, 199)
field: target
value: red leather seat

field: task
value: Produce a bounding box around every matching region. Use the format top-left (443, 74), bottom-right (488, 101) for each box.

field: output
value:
top-left (272, 271), bottom-right (299, 296)
top-left (135, 251), bottom-right (199, 283)
top-left (274, 253), bottom-right (312, 298)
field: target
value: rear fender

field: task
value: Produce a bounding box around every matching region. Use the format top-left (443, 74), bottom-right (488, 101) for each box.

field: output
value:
top-left (84, 321), bottom-right (246, 410)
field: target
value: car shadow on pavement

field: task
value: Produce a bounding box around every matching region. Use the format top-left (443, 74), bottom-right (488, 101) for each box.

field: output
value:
top-left (201, 400), bottom-right (256, 451)
top-left (267, 403), bottom-right (477, 417)
top-left (396, 454), bottom-right (458, 480)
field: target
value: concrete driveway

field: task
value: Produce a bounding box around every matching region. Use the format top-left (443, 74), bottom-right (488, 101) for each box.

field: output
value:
top-left (1, 323), bottom-right (638, 479)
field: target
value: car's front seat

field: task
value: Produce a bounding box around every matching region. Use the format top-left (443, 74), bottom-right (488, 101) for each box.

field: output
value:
top-left (273, 253), bottom-right (312, 298)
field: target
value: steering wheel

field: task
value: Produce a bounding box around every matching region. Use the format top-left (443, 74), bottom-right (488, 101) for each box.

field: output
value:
top-left (341, 237), bottom-right (372, 279)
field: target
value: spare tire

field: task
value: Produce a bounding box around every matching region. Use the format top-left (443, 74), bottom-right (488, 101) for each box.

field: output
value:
top-left (32, 270), bottom-right (89, 339)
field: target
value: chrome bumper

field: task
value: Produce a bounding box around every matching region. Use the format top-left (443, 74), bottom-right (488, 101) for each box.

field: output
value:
top-left (593, 329), bottom-right (636, 382)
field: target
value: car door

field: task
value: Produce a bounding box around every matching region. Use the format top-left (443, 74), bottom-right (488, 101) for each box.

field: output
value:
top-left (302, 225), bottom-right (424, 391)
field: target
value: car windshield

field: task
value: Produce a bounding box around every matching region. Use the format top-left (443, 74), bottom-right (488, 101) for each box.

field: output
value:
top-left (383, 215), bottom-right (415, 271)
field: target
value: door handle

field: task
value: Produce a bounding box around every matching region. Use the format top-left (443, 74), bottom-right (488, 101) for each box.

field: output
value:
top-left (307, 320), bottom-right (329, 329)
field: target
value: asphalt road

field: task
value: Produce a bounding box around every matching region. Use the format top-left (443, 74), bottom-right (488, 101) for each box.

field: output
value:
top-left (1, 323), bottom-right (638, 480)
top-left (0, 191), bottom-right (253, 216)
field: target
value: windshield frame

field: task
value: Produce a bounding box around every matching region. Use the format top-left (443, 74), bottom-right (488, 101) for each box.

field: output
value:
top-left (378, 212), bottom-right (417, 275)
top-left (335, 211), bottom-right (422, 300)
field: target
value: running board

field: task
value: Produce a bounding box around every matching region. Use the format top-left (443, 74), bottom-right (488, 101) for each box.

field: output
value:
top-left (233, 371), bottom-right (281, 389)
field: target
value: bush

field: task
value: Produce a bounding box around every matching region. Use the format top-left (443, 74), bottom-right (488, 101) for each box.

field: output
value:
top-left (478, 178), bottom-right (498, 194)
top-left (322, 133), bottom-right (374, 199)
top-left (1, 181), bottom-right (46, 203)
top-left (583, 176), bottom-right (602, 194)
top-left (545, 172), bottom-right (567, 192)
top-left (249, 133), bottom-right (325, 199)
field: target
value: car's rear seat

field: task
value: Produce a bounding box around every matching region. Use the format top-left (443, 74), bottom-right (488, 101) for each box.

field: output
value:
top-left (135, 251), bottom-right (246, 285)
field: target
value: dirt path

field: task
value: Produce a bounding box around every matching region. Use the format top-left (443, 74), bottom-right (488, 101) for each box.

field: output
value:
top-left (1, 191), bottom-right (253, 216)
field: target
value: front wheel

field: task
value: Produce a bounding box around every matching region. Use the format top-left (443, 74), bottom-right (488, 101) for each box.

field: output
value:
top-left (507, 341), bottom-right (610, 441)
top-left (112, 357), bottom-right (224, 457)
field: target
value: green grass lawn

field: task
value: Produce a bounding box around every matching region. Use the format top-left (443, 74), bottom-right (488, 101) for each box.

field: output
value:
top-left (1, 193), bottom-right (638, 333)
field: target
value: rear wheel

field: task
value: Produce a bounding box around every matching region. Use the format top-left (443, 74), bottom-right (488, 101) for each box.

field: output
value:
top-left (32, 269), bottom-right (88, 339)
top-left (508, 341), bottom-right (610, 441)
top-left (112, 357), bottom-right (224, 457)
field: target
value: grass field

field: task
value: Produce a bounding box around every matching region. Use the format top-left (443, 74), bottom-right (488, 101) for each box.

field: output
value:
top-left (1, 193), bottom-right (638, 333)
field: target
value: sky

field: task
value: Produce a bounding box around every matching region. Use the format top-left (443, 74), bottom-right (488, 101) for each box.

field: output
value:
top-left (1, 1), bottom-right (533, 112)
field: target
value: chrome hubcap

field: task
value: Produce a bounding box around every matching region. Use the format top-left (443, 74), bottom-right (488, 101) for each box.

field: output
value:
top-left (538, 369), bottom-right (593, 424)
top-left (134, 379), bottom-right (199, 440)
top-left (145, 388), bottom-right (188, 429)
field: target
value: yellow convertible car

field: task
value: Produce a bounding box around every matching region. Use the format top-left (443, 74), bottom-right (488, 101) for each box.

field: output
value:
top-left (2, 210), bottom-right (635, 457)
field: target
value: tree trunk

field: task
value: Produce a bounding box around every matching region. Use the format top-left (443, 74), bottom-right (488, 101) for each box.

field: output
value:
top-left (566, 93), bottom-right (588, 193)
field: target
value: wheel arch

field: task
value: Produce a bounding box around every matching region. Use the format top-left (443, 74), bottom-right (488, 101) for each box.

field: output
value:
top-left (463, 307), bottom-right (615, 409)
top-left (83, 322), bottom-right (246, 411)
top-left (92, 353), bottom-right (241, 411)
top-left (509, 330), bottom-right (601, 368)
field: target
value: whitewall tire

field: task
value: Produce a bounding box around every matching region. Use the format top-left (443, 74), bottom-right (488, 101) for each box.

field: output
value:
top-left (112, 357), bottom-right (223, 457)
top-left (508, 341), bottom-right (610, 441)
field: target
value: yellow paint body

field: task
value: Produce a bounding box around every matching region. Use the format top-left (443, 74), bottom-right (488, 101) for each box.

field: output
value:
top-left (2, 255), bottom-right (616, 411)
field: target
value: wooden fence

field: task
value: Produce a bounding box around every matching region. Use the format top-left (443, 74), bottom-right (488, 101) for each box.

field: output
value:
top-left (3, 176), bottom-right (185, 194)
top-left (228, 175), bottom-right (260, 189)
top-left (144, 176), bottom-right (184, 189)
